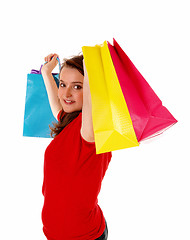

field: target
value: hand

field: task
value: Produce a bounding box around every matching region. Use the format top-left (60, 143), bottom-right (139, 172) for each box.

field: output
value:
top-left (41, 53), bottom-right (59, 74)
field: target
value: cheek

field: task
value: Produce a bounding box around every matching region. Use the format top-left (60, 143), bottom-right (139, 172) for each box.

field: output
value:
top-left (74, 92), bottom-right (83, 105)
top-left (80, 92), bottom-right (83, 105)
top-left (78, 91), bottom-right (83, 101)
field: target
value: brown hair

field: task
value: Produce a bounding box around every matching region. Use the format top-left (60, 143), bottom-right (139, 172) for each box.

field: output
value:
top-left (49, 52), bottom-right (84, 138)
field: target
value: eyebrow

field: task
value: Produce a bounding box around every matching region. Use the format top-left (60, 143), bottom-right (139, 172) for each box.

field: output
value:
top-left (59, 80), bottom-right (83, 84)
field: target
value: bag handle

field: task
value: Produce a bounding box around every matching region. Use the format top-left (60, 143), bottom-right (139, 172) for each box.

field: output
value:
top-left (30, 57), bottom-right (61, 74)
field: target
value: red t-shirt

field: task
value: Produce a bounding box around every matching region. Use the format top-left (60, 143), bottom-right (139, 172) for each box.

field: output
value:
top-left (41, 111), bottom-right (112, 240)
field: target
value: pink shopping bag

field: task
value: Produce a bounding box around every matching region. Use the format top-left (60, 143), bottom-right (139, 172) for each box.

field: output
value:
top-left (107, 38), bottom-right (177, 141)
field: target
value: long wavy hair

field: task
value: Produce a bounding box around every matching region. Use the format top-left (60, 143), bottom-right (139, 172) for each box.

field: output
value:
top-left (49, 53), bottom-right (84, 138)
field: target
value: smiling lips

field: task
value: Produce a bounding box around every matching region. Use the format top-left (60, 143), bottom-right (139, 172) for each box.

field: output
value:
top-left (64, 100), bottom-right (75, 104)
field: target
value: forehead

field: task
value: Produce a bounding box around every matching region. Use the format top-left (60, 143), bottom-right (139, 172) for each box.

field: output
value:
top-left (59, 67), bottom-right (83, 83)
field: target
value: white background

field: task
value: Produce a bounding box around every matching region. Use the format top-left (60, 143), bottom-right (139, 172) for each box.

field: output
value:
top-left (0, 0), bottom-right (189, 239)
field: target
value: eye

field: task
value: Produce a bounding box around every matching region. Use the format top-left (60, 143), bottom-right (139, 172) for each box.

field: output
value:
top-left (59, 83), bottom-right (82, 89)
top-left (59, 83), bottom-right (65, 88)
top-left (74, 85), bottom-right (82, 90)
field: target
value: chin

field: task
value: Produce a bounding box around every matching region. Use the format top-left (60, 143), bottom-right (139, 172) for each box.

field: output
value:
top-left (63, 108), bottom-right (82, 113)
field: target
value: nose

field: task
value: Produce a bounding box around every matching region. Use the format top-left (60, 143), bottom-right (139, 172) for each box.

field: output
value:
top-left (65, 87), bottom-right (72, 98)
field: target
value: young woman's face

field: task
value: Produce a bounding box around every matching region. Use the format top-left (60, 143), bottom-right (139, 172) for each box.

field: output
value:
top-left (58, 67), bottom-right (84, 113)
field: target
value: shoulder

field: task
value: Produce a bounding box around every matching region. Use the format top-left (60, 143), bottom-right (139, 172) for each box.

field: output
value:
top-left (57, 110), bottom-right (95, 143)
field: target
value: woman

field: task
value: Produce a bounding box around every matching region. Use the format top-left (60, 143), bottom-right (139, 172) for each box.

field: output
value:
top-left (41, 53), bottom-right (111, 240)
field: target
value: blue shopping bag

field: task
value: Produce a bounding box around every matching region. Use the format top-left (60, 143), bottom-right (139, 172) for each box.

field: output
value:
top-left (23, 59), bottom-right (61, 138)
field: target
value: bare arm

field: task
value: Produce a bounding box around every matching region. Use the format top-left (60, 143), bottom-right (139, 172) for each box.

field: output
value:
top-left (41, 54), bottom-right (62, 119)
top-left (80, 59), bottom-right (95, 143)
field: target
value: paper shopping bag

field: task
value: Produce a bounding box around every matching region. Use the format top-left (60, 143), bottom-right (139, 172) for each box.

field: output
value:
top-left (23, 64), bottom-right (60, 138)
top-left (82, 41), bottom-right (139, 154)
top-left (107, 38), bottom-right (178, 141)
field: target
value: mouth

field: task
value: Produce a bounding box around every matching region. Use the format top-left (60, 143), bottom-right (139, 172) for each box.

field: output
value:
top-left (64, 100), bottom-right (75, 105)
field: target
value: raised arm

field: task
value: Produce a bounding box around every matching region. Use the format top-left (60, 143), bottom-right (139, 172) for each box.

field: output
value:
top-left (80, 59), bottom-right (95, 143)
top-left (41, 54), bottom-right (62, 120)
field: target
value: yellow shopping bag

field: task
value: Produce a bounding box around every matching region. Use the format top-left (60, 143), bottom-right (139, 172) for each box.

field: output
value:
top-left (82, 41), bottom-right (139, 154)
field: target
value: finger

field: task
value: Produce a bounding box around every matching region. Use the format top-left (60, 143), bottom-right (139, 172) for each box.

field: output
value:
top-left (52, 54), bottom-right (59, 63)
top-left (53, 53), bottom-right (59, 60)
top-left (49, 54), bottom-right (56, 62)
top-left (48, 54), bottom-right (54, 62)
